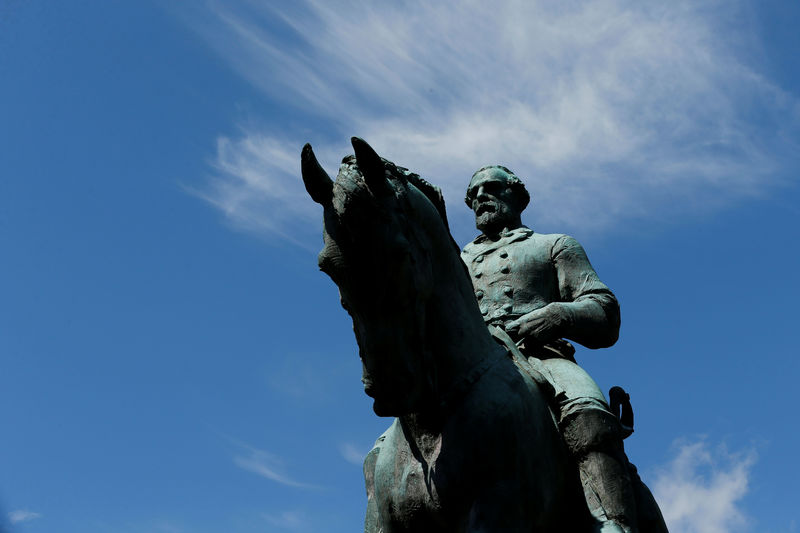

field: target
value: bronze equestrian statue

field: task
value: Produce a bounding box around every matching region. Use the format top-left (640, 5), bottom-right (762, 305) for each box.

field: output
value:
top-left (301, 137), bottom-right (667, 533)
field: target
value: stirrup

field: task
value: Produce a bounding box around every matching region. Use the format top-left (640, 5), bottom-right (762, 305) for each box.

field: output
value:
top-left (609, 386), bottom-right (634, 439)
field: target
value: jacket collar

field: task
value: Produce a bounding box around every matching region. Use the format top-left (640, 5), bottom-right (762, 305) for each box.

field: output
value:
top-left (463, 226), bottom-right (533, 261)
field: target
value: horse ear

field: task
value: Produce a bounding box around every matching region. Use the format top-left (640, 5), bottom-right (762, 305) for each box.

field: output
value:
top-left (351, 137), bottom-right (386, 192)
top-left (301, 143), bottom-right (333, 205)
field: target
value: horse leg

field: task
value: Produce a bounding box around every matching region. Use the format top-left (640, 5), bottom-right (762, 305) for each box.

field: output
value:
top-left (364, 430), bottom-right (391, 533)
top-left (364, 446), bottom-right (380, 532)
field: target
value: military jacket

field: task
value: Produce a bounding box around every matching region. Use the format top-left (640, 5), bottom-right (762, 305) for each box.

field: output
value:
top-left (461, 227), bottom-right (620, 349)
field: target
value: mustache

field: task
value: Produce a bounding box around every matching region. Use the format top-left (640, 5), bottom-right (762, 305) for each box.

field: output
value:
top-left (476, 202), bottom-right (497, 215)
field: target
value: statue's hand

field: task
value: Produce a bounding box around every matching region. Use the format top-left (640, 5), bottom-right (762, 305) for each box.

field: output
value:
top-left (505, 304), bottom-right (568, 345)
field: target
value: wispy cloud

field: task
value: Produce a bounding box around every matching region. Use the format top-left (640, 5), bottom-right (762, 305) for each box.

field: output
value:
top-left (152, 521), bottom-right (185, 533)
top-left (233, 442), bottom-right (320, 489)
top-left (183, 0), bottom-right (799, 243)
top-left (263, 509), bottom-right (310, 531)
top-left (338, 442), bottom-right (367, 466)
top-left (652, 439), bottom-right (756, 533)
top-left (266, 356), bottom-right (334, 402)
top-left (189, 134), bottom-right (321, 248)
top-left (8, 509), bottom-right (41, 524)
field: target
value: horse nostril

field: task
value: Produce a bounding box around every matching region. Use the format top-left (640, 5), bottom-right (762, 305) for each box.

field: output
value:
top-left (362, 377), bottom-right (375, 396)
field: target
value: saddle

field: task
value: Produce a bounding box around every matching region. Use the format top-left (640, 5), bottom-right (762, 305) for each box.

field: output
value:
top-left (488, 325), bottom-right (561, 418)
top-left (488, 325), bottom-right (634, 438)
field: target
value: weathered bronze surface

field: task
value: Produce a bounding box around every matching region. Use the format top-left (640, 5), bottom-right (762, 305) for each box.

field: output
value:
top-left (462, 165), bottom-right (667, 533)
top-left (301, 138), bottom-right (667, 533)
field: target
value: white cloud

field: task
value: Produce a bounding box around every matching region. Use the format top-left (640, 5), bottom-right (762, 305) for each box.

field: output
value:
top-left (338, 442), bottom-right (366, 466)
top-left (8, 509), bottom-right (41, 524)
top-left (652, 439), bottom-right (756, 533)
top-left (186, 133), bottom-right (321, 249)
top-left (183, 0), bottom-right (799, 243)
top-left (233, 443), bottom-right (320, 489)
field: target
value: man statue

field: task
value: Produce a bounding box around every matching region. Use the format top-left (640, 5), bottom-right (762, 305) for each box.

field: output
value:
top-left (461, 165), bottom-right (638, 533)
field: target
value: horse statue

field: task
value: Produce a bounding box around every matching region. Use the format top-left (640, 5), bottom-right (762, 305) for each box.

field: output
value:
top-left (301, 137), bottom-right (655, 532)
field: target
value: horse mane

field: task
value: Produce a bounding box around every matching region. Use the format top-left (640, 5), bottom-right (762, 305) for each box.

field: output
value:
top-left (340, 155), bottom-right (450, 230)
top-left (341, 154), bottom-right (462, 257)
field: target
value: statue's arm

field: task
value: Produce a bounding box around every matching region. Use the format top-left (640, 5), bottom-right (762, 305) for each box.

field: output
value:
top-left (549, 235), bottom-right (620, 349)
top-left (507, 235), bottom-right (620, 348)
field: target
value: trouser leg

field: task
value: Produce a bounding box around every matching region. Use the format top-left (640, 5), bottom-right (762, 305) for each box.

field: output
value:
top-left (562, 408), bottom-right (639, 533)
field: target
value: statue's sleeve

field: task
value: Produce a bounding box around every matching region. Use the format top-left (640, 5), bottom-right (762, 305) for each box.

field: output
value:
top-left (551, 235), bottom-right (620, 349)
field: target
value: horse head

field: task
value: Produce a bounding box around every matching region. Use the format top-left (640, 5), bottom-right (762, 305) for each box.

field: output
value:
top-left (302, 138), bottom-right (459, 417)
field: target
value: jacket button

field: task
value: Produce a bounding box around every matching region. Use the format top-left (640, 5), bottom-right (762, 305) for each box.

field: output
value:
top-left (500, 265), bottom-right (510, 274)
top-left (503, 286), bottom-right (513, 296)
top-left (474, 271), bottom-right (482, 278)
top-left (476, 255), bottom-right (484, 263)
top-left (502, 304), bottom-right (513, 313)
top-left (475, 290), bottom-right (484, 299)
top-left (499, 251), bottom-right (508, 258)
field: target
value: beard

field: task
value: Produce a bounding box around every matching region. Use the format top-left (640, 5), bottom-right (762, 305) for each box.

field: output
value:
top-left (475, 201), bottom-right (517, 235)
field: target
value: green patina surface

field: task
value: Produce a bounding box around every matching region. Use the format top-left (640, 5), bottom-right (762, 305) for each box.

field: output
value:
top-left (301, 139), bottom-right (667, 533)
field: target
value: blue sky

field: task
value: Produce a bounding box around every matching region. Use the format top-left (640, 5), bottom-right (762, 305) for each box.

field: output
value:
top-left (1, 1), bottom-right (798, 532)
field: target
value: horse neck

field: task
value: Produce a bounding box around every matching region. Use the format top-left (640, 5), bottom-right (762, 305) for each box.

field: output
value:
top-left (399, 252), bottom-right (502, 440)
top-left (422, 245), bottom-right (503, 407)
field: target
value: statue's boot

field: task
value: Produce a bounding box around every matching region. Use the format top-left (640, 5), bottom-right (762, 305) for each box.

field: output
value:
top-left (628, 463), bottom-right (670, 533)
top-left (562, 409), bottom-right (639, 533)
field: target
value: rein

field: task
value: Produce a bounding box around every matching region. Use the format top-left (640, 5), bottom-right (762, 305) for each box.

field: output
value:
top-left (437, 348), bottom-right (500, 412)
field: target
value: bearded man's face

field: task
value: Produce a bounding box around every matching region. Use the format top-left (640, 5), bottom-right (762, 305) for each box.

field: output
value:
top-left (468, 169), bottom-right (521, 235)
